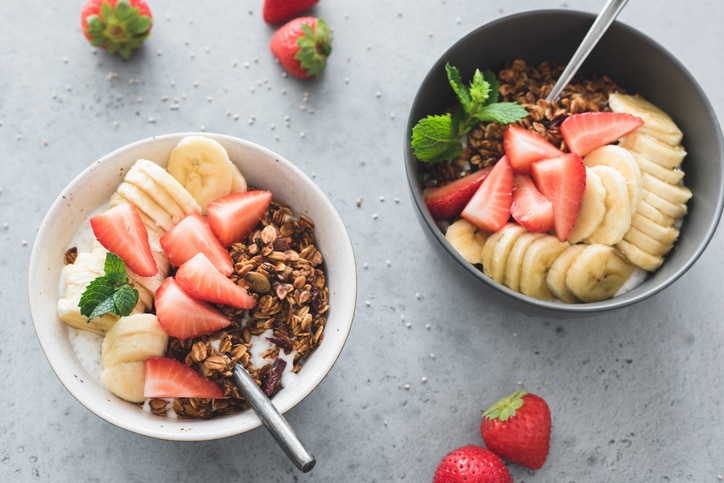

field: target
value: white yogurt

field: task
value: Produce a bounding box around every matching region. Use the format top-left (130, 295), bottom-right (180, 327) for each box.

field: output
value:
top-left (67, 327), bottom-right (104, 385)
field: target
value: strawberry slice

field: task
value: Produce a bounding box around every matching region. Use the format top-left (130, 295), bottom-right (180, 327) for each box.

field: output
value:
top-left (160, 213), bottom-right (233, 276)
top-left (510, 174), bottom-right (554, 233)
top-left (206, 190), bottom-right (273, 247)
top-left (144, 357), bottom-right (223, 399)
top-left (503, 124), bottom-right (563, 175)
top-left (175, 253), bottom-right (256, 309)
top-left (423, 167), bottom-right (492, 220)
top-left (530, 153), bottom-right (587, 242)
top-left (89, 202), bottom-right (157, 277)
top-left (461, 156), bottom-right (514, 232)
top-left (561, 111), bottom-right (643, 156)
top-left (154, 277), bottom-right (231, 340)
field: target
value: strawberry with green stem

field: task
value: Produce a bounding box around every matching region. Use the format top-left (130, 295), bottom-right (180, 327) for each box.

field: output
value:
top-left (270, 17), bottom-right (332, 79)
top-left (81, 0), bottom-right (153, 60)
top-left (481, 390), bottom-right (552, 470)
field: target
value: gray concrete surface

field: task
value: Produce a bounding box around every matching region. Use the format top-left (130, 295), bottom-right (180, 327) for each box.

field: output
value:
top-left (2, 0), bottom-right (723, 481)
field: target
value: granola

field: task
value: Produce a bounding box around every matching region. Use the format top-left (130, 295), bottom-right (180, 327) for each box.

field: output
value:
top-left (149, 200), bottom-right (330, 419)
top-left (420, 59), bottom-right (625, 188)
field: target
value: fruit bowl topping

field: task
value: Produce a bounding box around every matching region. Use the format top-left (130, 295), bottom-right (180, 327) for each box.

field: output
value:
top-left (57, 136), bottom-right (331, 418)
top-left (414, 59), bottom-right (692, 303)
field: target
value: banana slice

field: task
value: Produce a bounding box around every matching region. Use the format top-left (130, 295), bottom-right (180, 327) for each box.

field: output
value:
top-left (58, 242), bottom-right (143, 335)
top-left (608, 93), bottom-right (683, 145)
top-left (481, 228), bottom-right (507, 279)
top-left (617, 239), bottom-right (664, 272)
top-left (445, 219), bottom-right (489, 265)
top-left (546, 244), bottom-right (586, 303)
top-left (100, 361), bottom-right (147, 403)
top-left (230, 162), bottom-right (248, 193)
top-left (567, 168), bottom-right (607, 244)
top-left (641, 190), bottom-right (688, 219)
top-left (487, 224), bottom-right (527, 283)
top-left (110, 192), bottom-right (166, 237)
top-left (101, 314), bottom-right (168, 403)
top-left (629, 151), bottom-right (685, 186)
top-left (641, 173), bottom-right (693, 206)
top-left (565, 244), bottom-right (635, 302)
top-left (102, 313), bottom-right (169, 368)
top-left (503, 232), bottom-right (545, 292)
top-left (585, 166), bottom-right (632, 246)
top-left (619, 132), bottom-right (687, 169)
top-left (584, 145), bottom-right (642, 213)
top-left (124, 162), bottom-right (187, 223)
top-left (636, 198), bottom-right (676, 227)
top-left (519, 235), bottom-right (570, 300)
top-left (116, 182), bottom-right (174, 232)
top-left (630, 212), bottom-right (680, 245)
top-left (133, 159), bottom-right (202, 216)
top-left (623, 226), bottom-right (674, 257)
top-left (167, 136), bottom-right (235, 212)
top-left (133, 284), bottom-right (155, 313)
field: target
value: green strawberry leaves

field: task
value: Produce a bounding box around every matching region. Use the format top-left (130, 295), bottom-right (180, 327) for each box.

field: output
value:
top-left (411, 63), bottom-right (528, 162)
top-left (84, 0), bottom-right (152, 60)
top-left (482, 390), bottom-right (527, 421)
top-left (295, 18), bottom-right (333, 78)
top-left (79, 252), bottom-right (139, 322)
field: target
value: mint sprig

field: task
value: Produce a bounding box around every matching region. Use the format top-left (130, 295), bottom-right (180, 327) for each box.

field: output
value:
top-left (411, 63), bottom-right (528, 162)
top-left (79, 252), bottom-right (139, 322)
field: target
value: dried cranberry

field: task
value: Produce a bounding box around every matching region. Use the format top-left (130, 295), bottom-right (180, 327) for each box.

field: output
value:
top-left (261, 358), bottom-right (287, 396)
top-left (266, 336), bottom-right (293, 353)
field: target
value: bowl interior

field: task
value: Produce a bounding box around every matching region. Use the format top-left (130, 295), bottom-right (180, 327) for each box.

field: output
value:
top-left (28, 133), bottom-right (357, 440)
top-left (405, 10), bottom-right (724, 313)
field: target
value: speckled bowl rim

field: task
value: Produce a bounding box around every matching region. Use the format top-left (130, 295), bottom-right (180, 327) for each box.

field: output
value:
top-left (404, 10), bottom-right (724, 314)
top-left (28, 132), bottom-right (357, 441)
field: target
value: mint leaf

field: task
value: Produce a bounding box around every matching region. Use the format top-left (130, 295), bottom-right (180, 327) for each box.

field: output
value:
top-left (446, 64), bottom-right (472, 113)
top-left (86, 297), bottom-right (118, 322)
top-left (411, 114), bottom-right (463, 163)
top-left (474, 102), bottom-right (530, 124)
top-left (481, 69), bottom-right (500, 105)
top-left (468, 69), bottom-right (491, 107)
top-left (410, 63), bottom-right (529, 163)
top-left (114, 284), bottom-right (139, 316)
top-left (78, 253), bottom-right (139, 322)
top-left (79, 278), bottom-right (115, 317)
top-left (104, 252), bottom-right (129, 286)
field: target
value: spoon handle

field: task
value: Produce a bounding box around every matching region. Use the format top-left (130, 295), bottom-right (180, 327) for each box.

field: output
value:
top-left (546, 0), bottom-right (630, 102)
top-left (232, 365), bottom-right (316, 473)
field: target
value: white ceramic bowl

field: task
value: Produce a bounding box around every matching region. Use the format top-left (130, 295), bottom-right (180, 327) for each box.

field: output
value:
top-left (28, 133), bottom-right (357, 441)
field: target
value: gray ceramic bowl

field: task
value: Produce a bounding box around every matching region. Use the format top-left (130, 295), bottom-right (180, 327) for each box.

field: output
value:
top-left (404, 10), bottom-right (724, 314)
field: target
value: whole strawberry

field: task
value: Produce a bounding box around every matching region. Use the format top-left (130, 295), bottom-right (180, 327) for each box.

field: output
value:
top-left (263, 0), bottom-right (319, 25)
top-left (481, 390), bottom-right (551, 470)
top-left (81, 0), bottom-right (153, 59)
top-left (433, 445), bottom-right (512, 483)
top-left (269, 17), bottom-right (332, 79)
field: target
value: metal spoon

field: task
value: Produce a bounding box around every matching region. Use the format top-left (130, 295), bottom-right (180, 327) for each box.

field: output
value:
top-left (232, 365), bottom-right (316, 473)
top-left (546, 0), bottom-right (630, 102)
